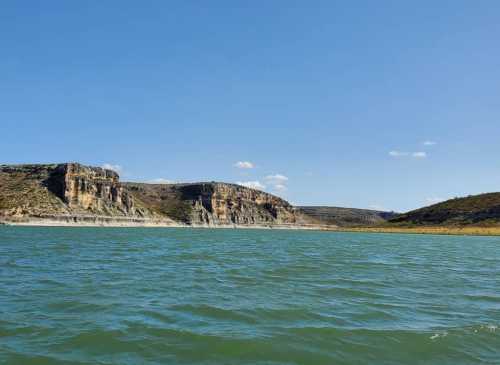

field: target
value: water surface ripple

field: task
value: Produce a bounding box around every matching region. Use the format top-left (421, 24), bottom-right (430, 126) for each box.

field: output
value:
top-left (1, 227), bottom-right (499, 364)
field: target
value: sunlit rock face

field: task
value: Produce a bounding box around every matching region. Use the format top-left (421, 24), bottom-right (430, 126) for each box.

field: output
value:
top-left (54, 163), bottom-right (135, 215)
top-left (124, 182), bottom-right (312, 226)
top-left (0, 163), bottom-right (150, 219)
top-left (1, 163), bottom-right (313, 227)
top-left (184, 182), bottom-right (299, 225)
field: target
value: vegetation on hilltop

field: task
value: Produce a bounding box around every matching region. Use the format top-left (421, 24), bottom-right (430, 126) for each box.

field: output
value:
top-left (0, 166), bottom-right (67, 215)
top-left (389, 193), bottom-right (500, 226)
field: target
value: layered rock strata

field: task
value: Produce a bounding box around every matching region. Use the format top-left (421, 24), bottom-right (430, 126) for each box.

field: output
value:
top-left (125, 182), bottom-right (314, 226)
top-left (0, 163), bottom-right (166, 224)
top-left (0, 163), bottom-right (313, 227)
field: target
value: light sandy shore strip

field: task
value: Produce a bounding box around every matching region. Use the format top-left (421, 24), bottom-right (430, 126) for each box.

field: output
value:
top-left (0, 215), bottom-right (333, 230)
top-left (2, 216), bottom-right (500, 236)
top-left (338, 226), bottom-right (500, 237)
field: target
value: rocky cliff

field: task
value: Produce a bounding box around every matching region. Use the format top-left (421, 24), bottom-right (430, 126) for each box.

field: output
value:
top-left (0, 163), bottom-right (315, 227)
top-left (0, 163), bottom-right (162, 224)
top-left (125, 182), bottom-right (314, 226)
top-left (4, 162), bottom-right (497, 230)
top-left (48, 163), bottom-right (137, 215)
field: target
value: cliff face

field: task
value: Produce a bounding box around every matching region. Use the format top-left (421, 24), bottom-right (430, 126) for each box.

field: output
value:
top-left (47, 163), bottom-right (136, 215)
top-left (186, 183), bottom-right (301, 225)
top-left (0, 163), bottom-right (153, 220)
top-left (1, 163), bottom-right (314, 227)
top-left (125, 182), bottom-right (312, 226)
top-left (4, 162), bottom-right (500, 229)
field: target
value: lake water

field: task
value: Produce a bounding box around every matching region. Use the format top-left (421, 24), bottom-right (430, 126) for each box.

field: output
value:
top-left (0, 227), bottom-right (499, 364)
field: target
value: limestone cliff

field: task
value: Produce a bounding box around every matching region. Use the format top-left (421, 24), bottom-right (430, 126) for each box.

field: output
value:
top-left (0, 163), bottom-right (314, 227)
top-left (48, 163), bottom-right (136, 215)
top-left (125, 182), bottom-right (313, 226)
top-left (0, 163), bottom-right (159, 223)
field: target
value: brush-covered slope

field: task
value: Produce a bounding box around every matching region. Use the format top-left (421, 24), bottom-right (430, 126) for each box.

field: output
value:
top-left (389, 193), bottom-right (500, 226)
top-left (298, 206), bottom-right (397, 227)
top-left (125, 182), bottom-right (314, 226)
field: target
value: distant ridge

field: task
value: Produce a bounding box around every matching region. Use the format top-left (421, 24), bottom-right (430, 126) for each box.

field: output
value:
top-left (389, 193), bottom-right (500, 226)
top-left (298, 206), bottom-right (398, 227)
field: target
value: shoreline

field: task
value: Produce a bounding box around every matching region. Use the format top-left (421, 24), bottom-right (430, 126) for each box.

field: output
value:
top-left (2, 217), bottom-right (500, 236)
top-left (0, 216), bottom-right (333, 231)
top-left (337, 226), bottom-right (500, 237)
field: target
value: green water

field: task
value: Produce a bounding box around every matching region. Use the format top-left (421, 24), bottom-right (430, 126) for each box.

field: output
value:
top-left (0, 227), bottom-right (499, 364)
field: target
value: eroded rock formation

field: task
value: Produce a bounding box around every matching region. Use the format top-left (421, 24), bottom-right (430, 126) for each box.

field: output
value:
top-left (1, 163), bottom-right (313, 227)
top-left (0, 163), bottom-right (154, 221)
top-left (48, 163), bottom-right (136, 215)
top-left (125, 182), bottom-right (313, 226)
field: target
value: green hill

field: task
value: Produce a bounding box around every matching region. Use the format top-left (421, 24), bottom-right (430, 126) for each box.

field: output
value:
top-left (389, 193), bottom-right (500, 226)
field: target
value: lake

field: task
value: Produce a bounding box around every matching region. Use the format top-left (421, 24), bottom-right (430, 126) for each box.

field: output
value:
top-left (0, 227), bottom-right (499, 364)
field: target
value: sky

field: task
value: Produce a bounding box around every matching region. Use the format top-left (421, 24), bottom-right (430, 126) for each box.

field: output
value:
top-left (1, 1), bottom-right (499, 212)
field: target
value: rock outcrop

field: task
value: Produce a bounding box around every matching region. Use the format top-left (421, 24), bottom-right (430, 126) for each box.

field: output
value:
top-left (4, 162), bottom-right (498, 229)
top-left (46, 163), bottom-right (136, 215)
top-left (125, 182), bottom-right (314, 226)
top-left (0, 163), bottom-right (160, 223)
top-left (0, 163), bottom-right (315, 227)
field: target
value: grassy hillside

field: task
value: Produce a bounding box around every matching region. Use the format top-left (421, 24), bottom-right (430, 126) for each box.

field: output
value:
top-left (0, 165), bottom-right (68, 216)
top-left (124, 183), bottom-right (194, 223)
top-left (389, 192), bottom-right (500, 226)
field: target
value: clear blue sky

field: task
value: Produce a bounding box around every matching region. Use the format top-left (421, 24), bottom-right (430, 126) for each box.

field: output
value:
top-left (1, 1), bottom-right (499, 212)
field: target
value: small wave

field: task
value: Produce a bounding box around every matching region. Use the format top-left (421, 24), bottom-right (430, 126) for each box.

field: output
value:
top-left (0, 351), bottom-right (92, 365)
top-left (463, 294), bottom-right (500, 303)
top-left (137, 309), bottom-right (176, 324)
top-left (316, 285), bottom-right (389, 300)
top-left (51, 329), bottom-right (133, 353)
top-left (46, 300), bottom-right (114, 313)
top-left (170, 304), bottom-right (258, 324)
top-left (429, 331), bottom-right (448, 340)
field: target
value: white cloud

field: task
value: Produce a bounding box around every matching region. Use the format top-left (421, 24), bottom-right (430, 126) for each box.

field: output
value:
top-left (102, 163), bottom-right (123, 174)
top-left (234, 161), bottom-right (254, 169)
top-left (264, 174), bottom-right (289, 192)
top-left (389, 151), bottom-right (409, 157)
top-left (425, 197), bottom-right (445, 205)
top-left (423, 141), bottom-right (437, 146)
top-left (368, 204), bottom-right (385, 211)
top-left (237, 181), bottom-right (265, 190)
top-left (265, 174), bottom-right (289, 183)
top-left (412, 152), bottom-right (427, 158)
top-left (148, 178), bottom-right (175, 184)
top-left (238, 174), bottom-right (289, 193)
top-left (389, 151), bottom-right (427, 159)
